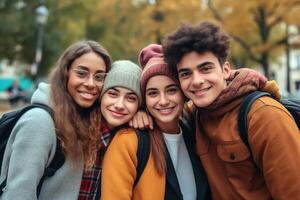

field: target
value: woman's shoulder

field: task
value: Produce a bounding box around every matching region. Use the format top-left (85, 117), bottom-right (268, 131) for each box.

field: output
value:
top-left (104, 128), bottom-right (141, 166)
top-left (108, 127), bottom-right (140, 151)
top-left (13, 106), bottom-right (56, 141)
top-left (113, 127), bottom-right (138, 142)
top-left (19, 106), bottom-right (53, 123)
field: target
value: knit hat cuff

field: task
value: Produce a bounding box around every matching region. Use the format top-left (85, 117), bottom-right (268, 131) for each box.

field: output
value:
top-left (140, 64), bottom-right (176, 98)
top-left (100, 71), bottom-right (142, 104)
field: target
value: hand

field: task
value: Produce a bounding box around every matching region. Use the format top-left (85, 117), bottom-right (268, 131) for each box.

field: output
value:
top-left (129, 111), bottom-right (154, 130)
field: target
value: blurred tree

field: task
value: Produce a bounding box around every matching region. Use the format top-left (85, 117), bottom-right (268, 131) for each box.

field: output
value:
top-left (79, 0), bottom-right (204, 62)
top-left (205, 0), bottom-right (300, 78)
top-left (0, 0), bottom-right (206, 76)
top-left (0, 0), bottom-right (36, 64)
top-left (6, 0), bottom-right (300, 81)
top-left (0, 0), bottom-right (91, 77)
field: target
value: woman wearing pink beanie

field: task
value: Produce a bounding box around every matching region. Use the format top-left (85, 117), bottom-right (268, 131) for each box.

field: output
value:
top-left (101, 44), bottom-right (211, 200)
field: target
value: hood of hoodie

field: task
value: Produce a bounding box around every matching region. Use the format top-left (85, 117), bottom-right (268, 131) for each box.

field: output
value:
top-left (262, 80), bottom-right (281, 100)
top-left (31, 82), bottom-right (52, 107)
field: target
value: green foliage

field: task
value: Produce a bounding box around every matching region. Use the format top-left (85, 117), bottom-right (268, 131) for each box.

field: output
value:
top-left (1, 0), bottom-right (300, 79)
top-left (205, 0), bottom-right (300, 77)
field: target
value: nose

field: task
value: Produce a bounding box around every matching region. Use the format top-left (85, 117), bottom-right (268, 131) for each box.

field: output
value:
top-left (113, 97), bottom-right (125, 110)
top-left (191, 71), bottom-right (204, 87)
top-left (84, 75), bottom-right (96, 88)
top-left (158, 93), bottom-right (169, 106)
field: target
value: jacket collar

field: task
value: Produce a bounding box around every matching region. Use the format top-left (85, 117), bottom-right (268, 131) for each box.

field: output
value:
top-left (163, 120), bottom-right (211, 200)
top-left (181, 120), bottom-right (211, 199)
top-left (164, 147), bottom-right (183, 199)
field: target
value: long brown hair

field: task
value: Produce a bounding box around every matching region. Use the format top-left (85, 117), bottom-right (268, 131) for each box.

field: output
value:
top-left (149, 126), bottom-right (167, 175)
top-left (49, 40), bottom-right (111, 167)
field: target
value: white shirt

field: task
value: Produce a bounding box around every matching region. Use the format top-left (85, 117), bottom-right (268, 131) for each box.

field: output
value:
top-left (163, 128), bottom-right (197, 200)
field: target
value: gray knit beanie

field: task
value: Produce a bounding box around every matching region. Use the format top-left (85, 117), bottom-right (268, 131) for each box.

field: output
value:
top-left (100, 60), bottom-right (142, 104)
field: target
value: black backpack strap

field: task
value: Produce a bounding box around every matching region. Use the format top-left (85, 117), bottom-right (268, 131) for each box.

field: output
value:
top-left (0, 179), bottom-right (6, 196)
top-left (280, 99), bottom-right (300, 128)
top-left (238, 91), bottom-right (271, 154)
top-left (0, 103), bottom-right (65, 197)
top-left (0, 103), bottom-right (52, 141)
top-left (30, 103), bottom-right (53, 116)
top-left (134, 130), bottom-right (150, 187)
top-left (37, 138), bottom-right (65, 195)
top-left (33, 104), bottom-right (65, 196)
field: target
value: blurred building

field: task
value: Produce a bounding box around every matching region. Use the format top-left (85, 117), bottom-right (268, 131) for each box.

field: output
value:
top-left (269, 25), bottom-right (300, 98)
top-left (269, 49), bottom-right (300, 98)
top-left (0, 59), bottom-right (34, 102)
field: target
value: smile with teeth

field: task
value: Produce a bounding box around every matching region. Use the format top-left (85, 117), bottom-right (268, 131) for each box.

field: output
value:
top-left (191, 87), bottom-right (210, 95)
top-left (156, 107), bottom-right (175, 114)
top-left (79, 92), bottom-right (96, 100)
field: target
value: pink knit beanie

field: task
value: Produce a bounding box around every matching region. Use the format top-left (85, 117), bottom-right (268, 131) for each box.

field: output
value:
top-left (139, 44), bottom-right (178, 99)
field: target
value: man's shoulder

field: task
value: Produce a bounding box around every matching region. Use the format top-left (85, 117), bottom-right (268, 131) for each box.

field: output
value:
top-left (249, 96), bottom-right (290, 115)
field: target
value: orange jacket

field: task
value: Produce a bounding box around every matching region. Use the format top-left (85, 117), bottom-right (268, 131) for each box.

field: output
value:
top-left (195, 96), bottom-right (300, 199)
top-left (101, 127), bottom-right (210, 200)
top-left (101, 128), bottom-right (165, 200)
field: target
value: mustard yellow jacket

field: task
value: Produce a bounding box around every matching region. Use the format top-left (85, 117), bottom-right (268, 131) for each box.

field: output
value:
top-left (101, 126), bottom-right (210, 200)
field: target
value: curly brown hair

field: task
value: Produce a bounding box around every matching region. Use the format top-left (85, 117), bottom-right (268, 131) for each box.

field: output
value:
top-left (163, 21), bottom-right (230, 75)
top-left (49, 40), bottom-right (111, 168)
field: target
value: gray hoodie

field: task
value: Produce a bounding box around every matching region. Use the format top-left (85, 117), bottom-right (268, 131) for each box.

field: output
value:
top-left (0, 82), bottom-right (83, 200)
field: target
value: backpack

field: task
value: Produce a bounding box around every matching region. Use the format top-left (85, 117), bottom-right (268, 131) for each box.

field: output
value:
top-left (135, 130), bottom-right (151, 185)
top-left (0, 103), bottom-right (65, 196)
top-left (238, 91), bottom-right (300, 159)
top-left (135, 118), bottom-right (194, 185)
top-left (94, 129), bottom-right (151, 199)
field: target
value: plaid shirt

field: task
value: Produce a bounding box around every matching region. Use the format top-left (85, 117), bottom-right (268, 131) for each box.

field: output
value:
top-left (78, 122), bottom-right (111, 200)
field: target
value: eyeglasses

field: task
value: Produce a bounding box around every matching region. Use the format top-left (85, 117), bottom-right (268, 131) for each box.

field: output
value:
top-left (73, 69), bottom-right (107, 84)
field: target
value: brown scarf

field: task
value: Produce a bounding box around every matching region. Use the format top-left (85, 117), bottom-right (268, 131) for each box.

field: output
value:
top-left (204, 68), bottom-right (267, 110)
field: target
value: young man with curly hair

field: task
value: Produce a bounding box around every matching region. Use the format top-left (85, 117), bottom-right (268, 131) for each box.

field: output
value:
top-left (163, 21), bottom-right (300, 199)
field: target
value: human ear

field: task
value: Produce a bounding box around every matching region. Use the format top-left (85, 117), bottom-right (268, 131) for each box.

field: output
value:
top-left (222, 61), bottom-right (231, 80)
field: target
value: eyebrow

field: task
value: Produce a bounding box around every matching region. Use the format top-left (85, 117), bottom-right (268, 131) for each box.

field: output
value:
top-left (197, 61), bottom-right (214, 68)
top-left (126, 92), bottom-right (137, 96)
top-left (178, 61), bottom-right (214, 73)
top-left (146, 83), bottom-right (178, 92)
top-left (76, 65), bottom-right (106, 73)
top-left (166, 84), bottom-right (178, 89)
top-left (177, 68), bottom-right (189, 74)
top-left (146, 88), bottom-right (158, 92)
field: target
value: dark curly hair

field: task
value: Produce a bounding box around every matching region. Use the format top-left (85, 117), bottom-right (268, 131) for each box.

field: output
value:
top-left (163, 21), bottom-right (230, 75)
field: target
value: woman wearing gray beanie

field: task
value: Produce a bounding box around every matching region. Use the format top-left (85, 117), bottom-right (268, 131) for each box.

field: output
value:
top-left (100, 60), bottom-right (142, 129)
top-left (78, 60), bottom-right (147, 200)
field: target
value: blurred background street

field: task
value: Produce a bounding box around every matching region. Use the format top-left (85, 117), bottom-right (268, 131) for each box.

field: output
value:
top-left (1, 0), bottom-right (300, 115)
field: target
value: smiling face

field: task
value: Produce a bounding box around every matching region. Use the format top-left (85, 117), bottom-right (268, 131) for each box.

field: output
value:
top-left (101, 87), bottom-right (139, 129)
top-left (177, 51), bottom-right (231, 108)
top-left (145, 75), bottom-right (184, 133)
top-left (67, 52), bottom-right (107, 108)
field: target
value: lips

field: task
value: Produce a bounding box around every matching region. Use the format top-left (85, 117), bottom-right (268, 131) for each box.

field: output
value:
top-left (156, 106), bottom-right (176, 115)
top-left (191, 86), bottom-right (211, 96)
top-left (108, 109), bottom-right (127, 118)
top-left (79, 92), bottom-right (97, 100)
top-left (78, 89), bottom-right (98, 100)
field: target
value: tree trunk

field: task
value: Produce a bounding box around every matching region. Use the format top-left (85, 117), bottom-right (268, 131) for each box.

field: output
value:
top-left (261, 53), bottom-right (270, 79)
top-left (285, 25), bottom-right (291, 92)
